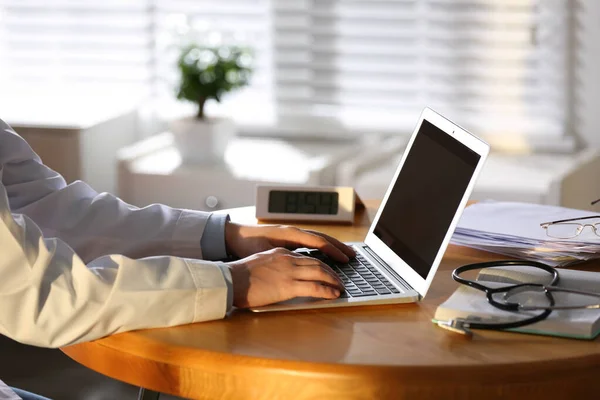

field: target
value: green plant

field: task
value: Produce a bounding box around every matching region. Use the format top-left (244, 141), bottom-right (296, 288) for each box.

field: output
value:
top-left (176, 44), bottom-right (253, 120)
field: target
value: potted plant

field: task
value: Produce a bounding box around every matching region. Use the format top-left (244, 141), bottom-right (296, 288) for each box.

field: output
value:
top-left (171, 43), bottom-right (253, 164)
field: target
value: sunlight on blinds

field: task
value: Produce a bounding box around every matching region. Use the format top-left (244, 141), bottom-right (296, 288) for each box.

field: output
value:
top-left (152, 0), bottom-right (273, 122)
top-left (0, 0), bottom-right (152, 98)
top-left (0, 0), bottom-right (570, 136)
top-left (274, 0), bottom-right (569, 136)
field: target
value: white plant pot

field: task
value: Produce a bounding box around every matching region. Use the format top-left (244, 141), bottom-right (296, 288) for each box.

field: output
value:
top-left (170, 117), bottom-right (235, 164)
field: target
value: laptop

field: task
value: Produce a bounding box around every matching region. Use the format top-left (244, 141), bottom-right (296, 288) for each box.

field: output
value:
top-left (250, 108), bottom-right (490, 312)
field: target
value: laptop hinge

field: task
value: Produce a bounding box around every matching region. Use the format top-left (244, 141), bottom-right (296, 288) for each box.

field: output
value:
top-left (362, 245), bottom-right (416, 294)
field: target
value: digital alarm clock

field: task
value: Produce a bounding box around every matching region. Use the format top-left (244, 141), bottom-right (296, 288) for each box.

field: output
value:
top-left (255, 185), bottom-right (363, 223)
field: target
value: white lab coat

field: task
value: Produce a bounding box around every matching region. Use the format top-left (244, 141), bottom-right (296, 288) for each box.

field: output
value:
top-left (0, 119), bottom-right (231, 349)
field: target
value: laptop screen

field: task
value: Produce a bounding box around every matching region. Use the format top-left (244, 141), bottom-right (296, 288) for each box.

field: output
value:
top-left (373, 119), bottom-right (480, 279)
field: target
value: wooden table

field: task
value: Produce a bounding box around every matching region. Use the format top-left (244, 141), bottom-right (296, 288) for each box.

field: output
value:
top-left (62, 200), bottom-right (600, 399)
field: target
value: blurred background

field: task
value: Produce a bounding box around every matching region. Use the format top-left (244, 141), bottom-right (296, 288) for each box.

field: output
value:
top-left (0, 0), bottom-right (599, 399)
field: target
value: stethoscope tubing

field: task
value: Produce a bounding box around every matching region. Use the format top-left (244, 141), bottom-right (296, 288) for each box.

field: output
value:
top-left (452, 260), bottom-right (560, 330)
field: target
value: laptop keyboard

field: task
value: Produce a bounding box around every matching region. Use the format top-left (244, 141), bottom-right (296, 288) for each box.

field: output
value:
top-left (297, 249), bottom-right (402, 298)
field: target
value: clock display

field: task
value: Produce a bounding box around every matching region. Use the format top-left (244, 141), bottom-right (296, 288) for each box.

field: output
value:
top-left (268, 191), bottom-right (339, 215)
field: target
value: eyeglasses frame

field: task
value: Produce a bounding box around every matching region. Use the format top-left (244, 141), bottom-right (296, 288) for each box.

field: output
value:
top-left (540, 215), bottom-right (600, 238)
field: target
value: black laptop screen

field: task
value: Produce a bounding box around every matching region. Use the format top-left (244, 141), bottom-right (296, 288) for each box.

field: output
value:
top-left (373, 119), bottom-right (480, 279)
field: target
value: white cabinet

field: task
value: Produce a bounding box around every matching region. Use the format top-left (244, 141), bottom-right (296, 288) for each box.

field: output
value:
top-left (117, 132), bottom-right (366, 211)
top-left (4, 98), bottom-right (138, 194)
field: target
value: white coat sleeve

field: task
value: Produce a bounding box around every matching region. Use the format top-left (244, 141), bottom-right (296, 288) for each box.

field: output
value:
top-left (0, 119), bottom-right (217, 263)
top-left (0, 178), bottom-right (230, 348)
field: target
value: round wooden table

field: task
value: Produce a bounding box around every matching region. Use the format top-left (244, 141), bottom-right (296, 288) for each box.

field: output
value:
top-left (62, 201), bottom-right (600, 399)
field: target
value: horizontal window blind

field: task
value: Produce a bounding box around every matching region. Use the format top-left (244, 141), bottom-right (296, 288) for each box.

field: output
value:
top-left (0, 0), bottom-right (570, 137)
top-left (151, 0), bottom-right (273, 120)
top-left (0, 0), bottom-right (153, 97)
top-left (274, 0), bottom-right (569, 136)
top-left (0, 0), bottom-right (272, 112)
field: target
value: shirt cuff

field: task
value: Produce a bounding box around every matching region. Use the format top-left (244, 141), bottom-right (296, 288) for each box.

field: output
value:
top-left (216, 263), bottom-right (234, 312)
top-left (200, 213), bottom-right (230, 261)
top-left (184, 260), bottom-right (231, 321)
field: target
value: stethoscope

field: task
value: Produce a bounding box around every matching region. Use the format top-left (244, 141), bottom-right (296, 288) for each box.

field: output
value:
top-left (435, 259), bottom-right (600, 336)
top-left (438, 260), bottom-right (558, 335)
top-left (437, 260), bottom-right (600, 335)
top-left (437, 197), bottom-right (600, 335)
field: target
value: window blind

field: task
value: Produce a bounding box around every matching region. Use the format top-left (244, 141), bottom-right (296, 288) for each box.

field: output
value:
top-left (0, 0), bottom-right (570, 137)
top-left (273, 0), bottom-right (569, 136)
top-left (0, 0), bottom-right (153, 97)
top-left (151, 0), bottom-right (273, 120)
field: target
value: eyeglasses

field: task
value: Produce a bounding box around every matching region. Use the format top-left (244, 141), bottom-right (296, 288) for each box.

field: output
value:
top-left (436, 260), bottom-right (600, 336)
top-left (539, 198), bottom-right (600, 239)
top-left (540, 215), bottom-right (600, 239)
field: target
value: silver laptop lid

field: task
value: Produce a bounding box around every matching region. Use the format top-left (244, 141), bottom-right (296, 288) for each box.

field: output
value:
top-left (364, 108), bottom-right (489, 297)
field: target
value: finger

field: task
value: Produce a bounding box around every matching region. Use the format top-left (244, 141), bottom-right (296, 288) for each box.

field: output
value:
top-left (305, 230), bottom-right (356, 258)
top-left (293, 281), bottom-right (341, 299)
top-left (288, 254), bottom-right (342, 284)
top-left (271, 252), bottom-right (336, 276)
top-left (291, 255), bottom-right (329, 265)
top-left (272, 247), bottom-right (293, 255)
top-left (292, 264), bottom-right (344, 289)
top-left (280, 228), bottom-right (350, 262)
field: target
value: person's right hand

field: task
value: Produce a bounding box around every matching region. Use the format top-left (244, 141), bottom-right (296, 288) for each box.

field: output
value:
top-left (226, 247), bottom-right (345, 309)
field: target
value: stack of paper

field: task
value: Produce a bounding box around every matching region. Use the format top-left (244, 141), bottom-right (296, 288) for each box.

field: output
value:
top-left (452, 201), bottom-right (600, 266)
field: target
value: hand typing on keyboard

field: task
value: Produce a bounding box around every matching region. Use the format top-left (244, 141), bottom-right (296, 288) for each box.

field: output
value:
top-left (224, 223), bottom-right (354, 308)
top-left (297, 248), bottom-right (401, 298)
top-left (226, 249), bottom-right (348, 308)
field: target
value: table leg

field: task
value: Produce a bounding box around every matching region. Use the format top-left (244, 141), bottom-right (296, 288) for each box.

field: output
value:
top-left (137, 387), bottom-right (161, 400)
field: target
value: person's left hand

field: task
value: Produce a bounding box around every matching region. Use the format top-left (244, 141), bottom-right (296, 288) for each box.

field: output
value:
top-left (224, 222), bottom-right (355, 262)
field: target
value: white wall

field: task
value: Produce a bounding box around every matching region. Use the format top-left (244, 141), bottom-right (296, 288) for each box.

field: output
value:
top-left (577, 0), bottom-right (600, 148)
